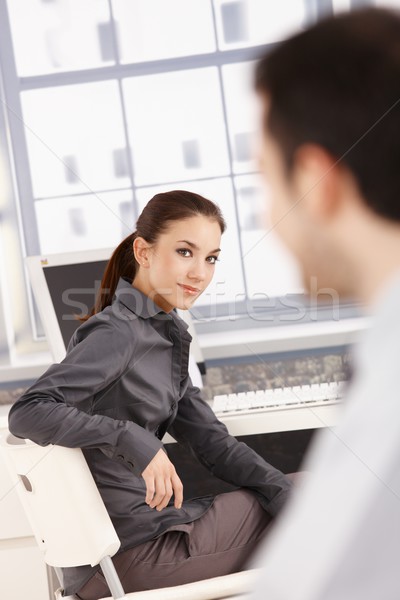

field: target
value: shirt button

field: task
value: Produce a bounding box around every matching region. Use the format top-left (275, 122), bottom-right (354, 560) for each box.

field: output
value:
top-left (127, 461), bottom-right (135, 469)
top-left (116, 454), bottom-right (124, 460)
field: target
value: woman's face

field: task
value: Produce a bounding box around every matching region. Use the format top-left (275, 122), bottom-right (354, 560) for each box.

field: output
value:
top-left (135, 215), bottom-right (222, 312)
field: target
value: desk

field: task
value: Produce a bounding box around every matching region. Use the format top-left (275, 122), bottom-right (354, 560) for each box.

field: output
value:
top-left (163, 399), bottom-right (340, 445)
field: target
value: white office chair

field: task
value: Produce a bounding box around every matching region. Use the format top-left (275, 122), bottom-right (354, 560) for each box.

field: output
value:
top-left (0, 435), bottom-right (258, 600)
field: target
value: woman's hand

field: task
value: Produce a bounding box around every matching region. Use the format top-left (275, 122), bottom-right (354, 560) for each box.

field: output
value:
top-left (142, 448), bottom-right (184, 511)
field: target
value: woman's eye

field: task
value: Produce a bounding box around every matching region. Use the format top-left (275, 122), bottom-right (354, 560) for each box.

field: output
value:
top-left (177, 248), bottom-right (192, 257)
top-left (207, 255), bottom-right (219, 264)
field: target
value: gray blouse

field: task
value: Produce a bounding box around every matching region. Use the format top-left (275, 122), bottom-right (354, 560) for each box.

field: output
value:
top-left (8, 277), bottom-right (292, 594)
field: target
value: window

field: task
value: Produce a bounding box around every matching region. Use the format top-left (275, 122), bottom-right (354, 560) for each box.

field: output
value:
top-left (35, 190), bottom-right (134, 254)
top-left (113, 0), bottom-right (216, 62)
top-left (213, 0), bottom-right (307, 48)
top-left (6, 0), bottom-right (114, 76)
top-left (222, 61), bottom-right (259, 174)
top-left (235, 174), bottom-right (303, 299)
top-left (123, 68), bottom-right (230, 185)
top-left (0, 0), bottom-right (346, 359)
top-left (21, 81), bottom-right (128, 198)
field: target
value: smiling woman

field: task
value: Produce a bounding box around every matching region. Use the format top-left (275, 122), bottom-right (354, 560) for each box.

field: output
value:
top-left (132, 217), bottom-right (222, 313)
top-left (8, 189), bottom-right (292, 599)
top-left (80, 190), bottom-right (226, 318)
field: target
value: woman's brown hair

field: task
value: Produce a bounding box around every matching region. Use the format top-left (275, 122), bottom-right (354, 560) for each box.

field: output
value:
top-left (81, 190), bottom-right (226, 321)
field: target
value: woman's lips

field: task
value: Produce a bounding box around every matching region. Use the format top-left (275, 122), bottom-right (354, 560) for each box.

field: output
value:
top-left (178, 283), bottom-right (200, 295)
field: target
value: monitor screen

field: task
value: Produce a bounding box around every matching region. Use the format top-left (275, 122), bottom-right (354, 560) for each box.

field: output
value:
top-left (43, 260), bottom-right (107, 350)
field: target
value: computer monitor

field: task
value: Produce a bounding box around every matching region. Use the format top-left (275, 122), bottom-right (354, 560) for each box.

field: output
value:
top-left (25, 249), bottom-right (205, 386)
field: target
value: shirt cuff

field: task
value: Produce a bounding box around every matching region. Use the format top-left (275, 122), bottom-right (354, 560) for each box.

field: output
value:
top-left (112, 421), bottom-right (163, 477)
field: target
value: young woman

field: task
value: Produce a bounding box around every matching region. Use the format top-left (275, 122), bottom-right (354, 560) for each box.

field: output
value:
top-left (9, 190), bottom-right (292, 599)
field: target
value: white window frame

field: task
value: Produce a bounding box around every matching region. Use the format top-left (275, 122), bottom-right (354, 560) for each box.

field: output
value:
top-left (0, 0), bottom-right (370, 368)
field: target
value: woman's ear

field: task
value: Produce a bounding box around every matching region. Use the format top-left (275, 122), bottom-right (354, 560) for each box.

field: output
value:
top-left (133, 237), bottom-right (150, 267)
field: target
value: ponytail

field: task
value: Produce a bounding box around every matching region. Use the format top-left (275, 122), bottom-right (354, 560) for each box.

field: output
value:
top-left (80, 232), bottom-right (137, 322)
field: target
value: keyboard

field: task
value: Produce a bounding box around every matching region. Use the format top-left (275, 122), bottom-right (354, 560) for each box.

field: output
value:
top-left (164, 382), bottom-right (345, 443)
top-left (213, 381), bottom-right (343, 415)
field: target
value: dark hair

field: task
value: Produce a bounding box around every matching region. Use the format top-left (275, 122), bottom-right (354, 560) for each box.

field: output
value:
top-left (81, 190), bottom-right (226, 320)
top-left (255, 7), bottom-right (400, 221)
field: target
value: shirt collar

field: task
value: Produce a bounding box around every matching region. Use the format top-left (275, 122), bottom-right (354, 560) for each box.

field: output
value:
top-left (114, 277), bottom-right (166, 319)
top-left (113, 277), bottom-right (190, 332)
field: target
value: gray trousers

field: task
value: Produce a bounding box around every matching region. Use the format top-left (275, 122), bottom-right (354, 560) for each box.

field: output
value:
top-left (77, 489), bottom-right (273, 599)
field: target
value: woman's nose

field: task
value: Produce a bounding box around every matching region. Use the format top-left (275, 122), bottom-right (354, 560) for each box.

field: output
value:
top-left (188, 260), bottom-right (205, 281)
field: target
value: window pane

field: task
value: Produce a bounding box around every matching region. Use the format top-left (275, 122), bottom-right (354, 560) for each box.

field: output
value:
top-left (373, 0), bottom-right (400, 7)
top-left (332, 0), bottom-right (383, 12)
top-left (332, 0), bottom-right (352, 12)
top-left (6, 0), bottom-right (114, 76)
top-left (213, 0), bottom-right (307, 49)
top-left (135, 178), bottom-right (245, 306)
top-left (113, 0), bottom-right (216, 63)
top-left (222, 61), bottom-right (259, 174)
top-left (123, 68), bottom-right (230, 186)
top-left (235, 175), bottom-right (303, 298)
top-left (21, 81), bottom-right (130, 198)
top-left (35, 191), bottom-right (134, 254)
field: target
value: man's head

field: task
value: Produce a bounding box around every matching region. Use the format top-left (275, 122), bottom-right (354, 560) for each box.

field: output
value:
top-left (255, 8), bottom-right (400, 301)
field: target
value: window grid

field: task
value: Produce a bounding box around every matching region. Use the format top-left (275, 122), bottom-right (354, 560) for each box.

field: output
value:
top-left (209, 0), bottom-right (248, 300)
top-left (107, 0), bottom-right (139, 225)
top-left (16, 47), bottom-right (277, 253)
top-left (0, 0), bottom-right (336, 345)
top-left (6, 4), bottom-right (285, 261)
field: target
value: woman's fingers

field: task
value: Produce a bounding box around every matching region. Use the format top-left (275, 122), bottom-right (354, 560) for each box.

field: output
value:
top-left (144, 476), bottom-right (155, 505)
top-left (149, 475), bottom-right (166, 509)
top-left (155, 479), bottom-right (173, 511)
top-left (142, 448), bottom-right (184, 511)
top-left (172, 472), bottom-right (184, 509)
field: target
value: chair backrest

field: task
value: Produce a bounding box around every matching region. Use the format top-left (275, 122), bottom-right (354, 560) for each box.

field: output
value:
top-left (0, 435), bottom-right (120, 568)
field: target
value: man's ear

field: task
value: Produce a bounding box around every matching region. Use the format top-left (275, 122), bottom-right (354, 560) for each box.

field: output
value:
top-left (291, 144), bottom-right (342, 222)
top-left (133, 236), bottom-right (151, 267)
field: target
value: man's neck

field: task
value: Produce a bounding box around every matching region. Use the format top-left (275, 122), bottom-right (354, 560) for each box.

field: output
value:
top-left (352, 228), bottom-right (400, 308)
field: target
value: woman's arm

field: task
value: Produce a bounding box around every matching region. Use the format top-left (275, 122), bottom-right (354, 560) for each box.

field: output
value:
top-left (168, 380), bottom-right (293, 517)
top-left (8, 318), bottom-right (162, 477)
